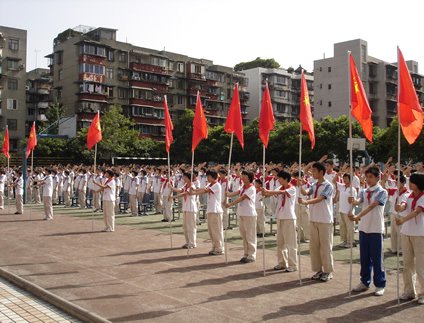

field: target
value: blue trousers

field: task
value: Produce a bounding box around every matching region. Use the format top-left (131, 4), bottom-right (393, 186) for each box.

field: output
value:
top-left (359, 231), bottom-right (386, 288)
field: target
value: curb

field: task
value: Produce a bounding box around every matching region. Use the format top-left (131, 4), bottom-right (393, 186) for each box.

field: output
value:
top-left (0, 267), bottom-right (110, 323)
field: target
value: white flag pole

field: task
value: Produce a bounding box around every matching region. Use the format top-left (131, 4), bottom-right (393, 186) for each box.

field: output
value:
top-left (225, 132), bottom-right (234, 264)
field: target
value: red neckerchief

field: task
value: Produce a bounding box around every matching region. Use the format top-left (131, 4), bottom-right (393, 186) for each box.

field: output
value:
top-left (104, 177), bottom-right (112, 188)
top-left (314, 181), bottom-right (323, 198)
top-left (183, 183), bottom-right (191, 201)
top-left (280, 184), bottom-right (292, 209)
top-left (409, 191), bottom-right (424, 211)
top-left (366, 186), bottom-right (379, 204)
top-left (240, 183), bottom-right (253, 196)
top-left (207, 181), bottom-right (217, 195)
top-left (162, 178), bottom-right (172, 189)
top-left (396, 187), bottom-right (408, 204)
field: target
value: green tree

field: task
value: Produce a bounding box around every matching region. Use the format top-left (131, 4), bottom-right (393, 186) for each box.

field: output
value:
top-left (234, 57), bottom-right (280, 72)
top-left (43, 102), bottom-right (65, 134)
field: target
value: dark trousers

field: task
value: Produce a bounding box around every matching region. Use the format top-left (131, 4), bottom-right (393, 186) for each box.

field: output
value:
top-left (359, 231), bottom-right (386, 288)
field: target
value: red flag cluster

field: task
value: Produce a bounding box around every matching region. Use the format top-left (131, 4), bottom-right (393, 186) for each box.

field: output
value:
top-left (2, 126), bottom-right (10, 159)
top-left (192, 92), bottom-right (208, 152)
top-left (300, 72), bottom-right (315, 149)
top-left (26, 122), bottom-right (37, 158)
top-left (164, 95), bottom-right (174, 154)
top-left (224, 83), bottom-right (244, 149)
top-left (258, 82), bottom-right (274, 148)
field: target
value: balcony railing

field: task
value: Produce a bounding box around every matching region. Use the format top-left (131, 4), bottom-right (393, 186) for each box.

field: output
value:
top-left (130, 62), bottom-right (168, 75)
top-left (188, 73), bottom-right (206, 81)
top-left (129, 98), bottom-right (163, 107)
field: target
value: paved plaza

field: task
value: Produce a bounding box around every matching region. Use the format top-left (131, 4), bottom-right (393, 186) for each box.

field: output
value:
top-left (0, 204), bottom-right (422, 322)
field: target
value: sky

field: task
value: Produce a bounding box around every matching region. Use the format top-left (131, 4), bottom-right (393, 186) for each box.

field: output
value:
top-left (1, 0), bottom-right (423, 73)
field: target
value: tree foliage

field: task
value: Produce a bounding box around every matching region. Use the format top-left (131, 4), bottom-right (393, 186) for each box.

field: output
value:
top-left (234, 57), bottom-right (280, 72)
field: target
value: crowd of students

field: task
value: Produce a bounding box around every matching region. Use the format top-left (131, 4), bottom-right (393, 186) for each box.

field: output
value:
top-left (1, 158), bottom-right (423, 304)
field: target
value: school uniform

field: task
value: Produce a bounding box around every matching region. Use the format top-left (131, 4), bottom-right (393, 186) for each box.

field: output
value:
top-left (182, 183), bottom-right (198, 248)
top-left (161, 179), bottom-right (173, 221)
top-left (275, 184), bottom-right (298, 270)
top-left (256, 189), bottom-right (265, 235)
top-left (152, 175), bottom-right (163, 213)
top-left (14, 176), bottom-right (24, 214)
top-left (63, 175), bottom-right (72, 207)
top-left (0, 174), bottom-right (6, 209)
top-left (198, 173), bottom-right (208, 207)
top-left (387, 187), bottom-right (409, 253)
top-left (43, 175), bottom-right (54, 220)
top-left (307, 180), bottom-right (334, 275)
top-left (102, 177), bottom-right (116, 232)
top-left (400, 192), bottom-right (424, 299)
top-left (137, 175), bottom-right (149, 203)
top-left (93, 174), bottom-right (103, 210)
top-left (237, 184), bottom-right (257, 261)
top-left (78, 173), bottom-right (87, 208)
top-left (219, 177), bottom-right (229, 229)
top-left (129, 175), bottom-right (139, 216)
top-left (336, 182), bottom-right (358, 245)
top-left (357, 184), bottom-right (388, 289)
top-left (205, 181), bottom-right (224, 253)
top-left (296, 180), bottom-right (311, 242)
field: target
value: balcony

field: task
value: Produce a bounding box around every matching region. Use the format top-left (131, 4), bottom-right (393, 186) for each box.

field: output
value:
top-left (79, 73), bottom-right (105, 83)
top-left (37, 102), bottom-right (50, 109)
top-left (129, 98), bottom-right (163, 108)
top-left (240, 91), bottom-right (250, 101)
top-left (79, 93), bottom-right (107, 103)
top-left (130, 80), bottom-right (153, 90)
top-left (188, 73), bottom-right (207, 81)
top-left (130, 62), bottom-right (168, 75)
top-left (79, 54), bottom-right (105, 65)
top-left (188, 88), bottom-right (208, 97)
top-left (36, 114), bottom-right (48, 122)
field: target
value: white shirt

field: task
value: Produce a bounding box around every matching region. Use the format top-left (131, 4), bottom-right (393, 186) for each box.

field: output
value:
top-left (0, 174), bottom-right (6, 191)
top-left (14, 176), bottom-right (23, 195)
top-left (236, 184), bottom-right (257, 217)
top-left (139, 175), bottom-right (149, 193)
top-left (324, 170), bottom-right (337, 197)
top-left (129, 176), bottom-right (139, 195)
top-left (182, 184), bottom-right (198, 213)
top-left (358, 184), bottom-right (388, 234)
top-left (102, 178), bottom-right (116, 201)
top-left (389, 188), bottom-right (409, 214)
top-left (206, 182), bottom-right (223, 214)
top-left (161, 179), bottom-right (173, 197)
top-left (152, 175), bottom-right (162, 193)
top-left (78, 174), bottom-right (87, 191)
top-left (336, 183), bottom-right (357, 214)
top-left (400, 192), bottom-right (424, 236)
top-left (231, 175), bottom-right (242, 192)
top-left (308, 179), bottom-right (334, 223)
top-left (43, 175), bottom-right (53, 197)
top-left (255, 189), bottom-right (264, 209)
top-left (275, 185), bottom-right (297, 220)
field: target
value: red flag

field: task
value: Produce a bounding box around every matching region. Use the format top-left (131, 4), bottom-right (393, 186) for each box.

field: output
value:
top-left (164, 95), bottom-right (174, 153)
top-left (258, 82), bottom-right (274, 148)
top-left (349, 54), bottom-right (373, 143)
top-left (300, 72), bottom-right (315, 149)
top-left (224, 83), bottom-right (244, 149)
top-left (2, 126), bottom-right (10, 159)
top-left (192, 92), bottom-right (208, 152)
top-left (26, 122), bottom-right (37, 158)
top-left (397, 47), bottom-right (423, 144)
top-left (87, 111), bottom-right (102, 150)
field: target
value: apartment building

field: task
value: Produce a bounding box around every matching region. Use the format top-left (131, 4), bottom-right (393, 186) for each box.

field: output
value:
top-left (26, 68), bottom-right (52, 125)
top-left (0, 26), bottom-right (27, 151)
top-left (242, 66), bottom-right (313, 122)
top-left (47, 26), bottom-right (249, 139)
top-left (314, 39), bottom-right (424, 128)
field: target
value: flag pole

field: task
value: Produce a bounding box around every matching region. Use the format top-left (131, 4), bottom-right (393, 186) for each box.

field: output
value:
top-left (188, 151), bottom-right (195, 257)
top-left (262, 144), bottom-right (266, 277)
top-left (29, 150), bottom-right (34, 220)
top-left (168, 151), bottom-right (173, 248)
top-left (396, 46), bottom-right (401, 306)
top-left (297, 119), bottom-right (303, 286)
top-left (92, 143), bottom-right (97, 232)
top-left (6, 154), bottom-right (10, 213)
top-left (347, 51), bottom-right (354, 296)
top-left (225, 132), bottom-right (234, 264)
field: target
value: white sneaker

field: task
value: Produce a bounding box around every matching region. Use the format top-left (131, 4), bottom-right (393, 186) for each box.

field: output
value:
top-left (374, 287), bottom-right (385, 296)
top-left (399, 292), bottom-right (416, 301)
top-left (418, 296), bottom-right (424, 305)
top-left (352, 282), bottom-right (369, 292)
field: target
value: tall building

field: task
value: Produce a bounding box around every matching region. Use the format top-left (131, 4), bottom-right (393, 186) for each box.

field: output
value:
top-left (242, 66), bottom-right (313, 122)
top-left (0, 26), bottom-right (27, 151)
top-left (314, 39), bottom-right (424, 128)
top-left (26, 68), bottom-right (52, 125)
top-left (47, 26), bottom-right (249, 138)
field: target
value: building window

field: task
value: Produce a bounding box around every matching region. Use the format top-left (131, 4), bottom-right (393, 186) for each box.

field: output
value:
top-left (7, 119), bottom-right (18, 131)
top-left (107, 50), bottom-right (114, 61)
top-left (319, 83), bottom-right (322, 89)
top-left (7, 78), bottom-right (18, 90)
top-left (328, 67), bottom-right (332, 73)
top-left (177, 95), bottom-right (183, 105)
top-left (7, 59), bottom-right (19, 70)
top-left (328, 84), bottom-right (332, 90)
top-left (276, 76), bottom-right (287, 84)
top-left (177, 62), bottom-right (184, 73)
top-left (319, 67), bottom-right (322, 72)
top-left (58, 69), bottom-right (63, 80)
top-left (57, 51), bottom-right (63, 65)
top-left (328, 101), bottom-right (332, 107)
top-left (118, 51), bottom-right (127, 63)
top-left (80, 64), bottom-right (105, 75)
top-left (8, 38), bottom-right (19, 51)
top-left (106, 68), bottom-right (113, 79)
top-left (7, 99), bottom-right (18, 110)
top-left (118, 88), bottom-right (127, 99)
top-left (319, 100), bottom-right (322, 106)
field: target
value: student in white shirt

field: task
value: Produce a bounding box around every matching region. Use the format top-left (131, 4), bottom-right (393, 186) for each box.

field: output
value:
top-left (263, 170), bottom-right (298, 272)
top-left (63, 170), bottom-right (72, 207)
top-left (95, 170), bottom-right (116, 232)
top-left (191, 170), bottom-right (224, 255)
top-left (38, 169), bottom-right (54, 220)
top-left (0, 169), bottom-right (6, 209)
top-left (225, 170), bottom-right (257, 263)
top-left (92, 169), bottom-right (103, 212)
top-left (12, 171), bottom-right (24, 215)
top-left (161, 173), bottom-right (173, 222)
top-left (128, 170), bottom-right (139, 216)
top-left (254, 179), bottom-right (265, 237)
top-left (138, 170), bottom-right (149, 204)
top-left (298, 162), bottom-right (334, 282)
top-left (172, 172), bottom-right (198, 249)
top-left (395, 173), bottom-right (424, 304)
top-left (152, 168), bottom-right (163, 214)
top-left (218, 169), bottom-right (230, 230)
top-left (334, 173), bottom-right (358, 248)
top-left (349, 166), bottom-right (388, 296)
top-left (78, 169), bottom-right (88, 209)
top-left (293, 171), bottom-right (311, 243)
